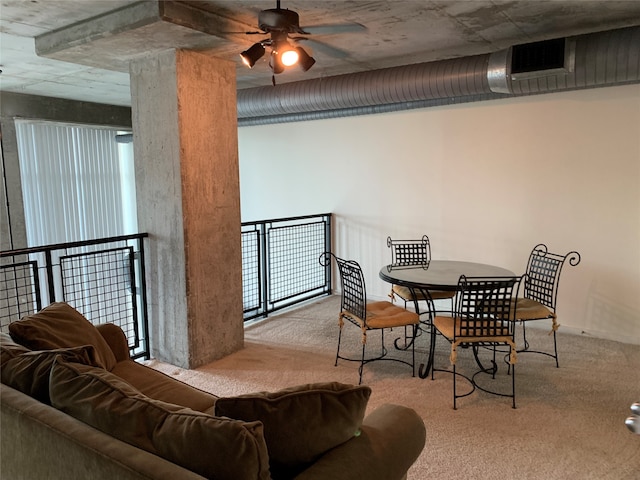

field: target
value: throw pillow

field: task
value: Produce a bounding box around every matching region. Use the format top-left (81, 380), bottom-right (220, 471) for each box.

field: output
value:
top-left (214, 382), bottom-right (372, 479)
top-left (8, 302), bottom-right (117, 370)
top-left (0, 344), bottom-right (99, 403)
top-left (49, 358), bottom-right (271, 480)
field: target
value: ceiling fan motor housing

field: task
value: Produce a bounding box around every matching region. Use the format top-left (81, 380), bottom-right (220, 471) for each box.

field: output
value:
top-left (258, 8), bottom-right (304, 33)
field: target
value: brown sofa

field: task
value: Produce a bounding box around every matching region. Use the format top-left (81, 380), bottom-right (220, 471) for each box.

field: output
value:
top-left (1, 303), bottom-right (426, 480)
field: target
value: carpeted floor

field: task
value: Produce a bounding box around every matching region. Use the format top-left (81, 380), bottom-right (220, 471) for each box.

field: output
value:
top-left (146, 295), bottom-right (640, 479)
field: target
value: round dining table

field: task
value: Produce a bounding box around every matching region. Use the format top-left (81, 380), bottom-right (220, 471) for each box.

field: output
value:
top-left (379, 260), bottom-right (515, 292)
top-left (379, 260), bottom-right (516, 378)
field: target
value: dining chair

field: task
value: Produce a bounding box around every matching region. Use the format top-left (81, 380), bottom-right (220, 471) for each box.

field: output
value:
top-left (431, 275), bottom-right (522, 409)
top-left (387, 235), bottom-right (456, 314)
top-left (319, 252), bottom-right (420, 385)
top-left (512, 244), bottom-right (581, 367)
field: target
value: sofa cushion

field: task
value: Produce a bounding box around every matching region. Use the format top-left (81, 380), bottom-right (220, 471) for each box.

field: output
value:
top-left (8, 302), bottom-right (117, 370)
top-left (0, 339), bottom-right (99, 404)
top-left (214, 382), bottom-right (372, 479)
top-left (0, 332), bottom-right (30, 365)
top-left (111, 360), bottom-right (217, 414)
top-left (50, 358), bottom-right (271, 480)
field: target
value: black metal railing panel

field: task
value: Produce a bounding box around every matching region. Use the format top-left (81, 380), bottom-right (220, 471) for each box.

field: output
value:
top-left (2, 214), bottom-right (332, 354)
top-left (241, 227), bottom-right (263, 314)
top-left (0, 234), bottom-right (150, 360)
top-left (241, 213), bottom-right (332, 321)
top-left (0, 260), bottom-right (41, 326)
top-left (60, 246), bottom-right (141, 351)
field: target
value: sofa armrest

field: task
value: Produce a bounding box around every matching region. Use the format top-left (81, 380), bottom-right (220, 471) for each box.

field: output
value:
top-left (96, 323), bottom-right (131, 362)
top-left (293, 403), bottom-right (426, 480)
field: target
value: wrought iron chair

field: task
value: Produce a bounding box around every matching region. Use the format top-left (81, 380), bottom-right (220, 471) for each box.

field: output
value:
top-left (319, 252), bottom-right (420, 385)
top-left (387, 235), bottom-right (456, 313)
top-left (512, 244), bottom-right (581, 367)
top-left (430, 275), bottom-right (522, 409)
top-left (386, 235), bottom-right (456, 349)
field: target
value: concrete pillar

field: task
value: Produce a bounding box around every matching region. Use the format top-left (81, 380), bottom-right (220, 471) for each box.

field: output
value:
top-left (130, 49), bottom-right (243, 368)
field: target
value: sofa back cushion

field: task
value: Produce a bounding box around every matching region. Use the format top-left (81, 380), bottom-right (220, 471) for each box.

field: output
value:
top-left (111, 360), bottom-right (217, 414)
top-left (215, 382), bottom-right (371, 479)
top-left (8, 302), bottom-right (117, 370)
top-left (1, 333), bottom-right (100, 404)
top-left (50, 357), bottom-right (271, 480)
top-left (0, 332), bottom-right (29, 365)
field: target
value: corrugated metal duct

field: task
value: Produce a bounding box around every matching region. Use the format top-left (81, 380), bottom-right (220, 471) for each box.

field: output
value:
top-left (237, 25), bottom-right (640, 126)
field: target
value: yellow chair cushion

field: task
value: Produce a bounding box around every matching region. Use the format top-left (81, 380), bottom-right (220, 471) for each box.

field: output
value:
top-left (433, 315), bottom-right (511, 341)
top-left (513, 298), bottom-right (554, 321)
top-left (392, 285), bottom-right (456, 301)
top-left (433, 315), bottom-right (516, 364)
top-left (364, 301), bottom-right (420, 329)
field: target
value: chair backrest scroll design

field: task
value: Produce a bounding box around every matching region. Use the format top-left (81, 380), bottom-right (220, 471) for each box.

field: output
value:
top-left (320, 252), bottom-right (367, 321)
top-left (524, 244), bottom-right (581, 311)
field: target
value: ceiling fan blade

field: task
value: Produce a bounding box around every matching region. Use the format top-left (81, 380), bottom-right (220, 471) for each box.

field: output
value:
top-left (220, 30), bottom-right (265, 35)
top-left (300, 23), bottom-right (366, 35)
top-left (293, 37), bottom-right (350, 59)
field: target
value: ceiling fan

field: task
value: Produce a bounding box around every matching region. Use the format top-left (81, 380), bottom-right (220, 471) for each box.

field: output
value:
top-left (238, 0), bottom-right (366, 80)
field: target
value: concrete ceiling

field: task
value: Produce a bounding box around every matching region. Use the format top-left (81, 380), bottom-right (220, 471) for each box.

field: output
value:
top-left (1, 0), bottom-right (640, 107)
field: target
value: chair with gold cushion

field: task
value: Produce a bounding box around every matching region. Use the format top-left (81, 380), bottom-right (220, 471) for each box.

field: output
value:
top-left (513, 244), bottom-right (581, 367)
top-left (386, 236), bottom-right (456, 347)
top-left (387, 235), bottom-right (456, 313)
top-left (320, 252), bottom-right (420, 385)
top-left (431, 275), bottom-right (523, 409)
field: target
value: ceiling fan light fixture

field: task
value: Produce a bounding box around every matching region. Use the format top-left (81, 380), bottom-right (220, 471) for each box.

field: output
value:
top-left (279, 44), bottom-right (299, 67)
top-left (240, 43), bottom-right (265, 68)
top-left (240, 1), bottom-right (363, 78)
top-left (296, 46), bottom-right (316, 71)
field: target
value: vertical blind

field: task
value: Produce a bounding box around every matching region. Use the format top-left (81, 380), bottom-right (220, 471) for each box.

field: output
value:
top-left (15, 119), bottom-right (137, 246)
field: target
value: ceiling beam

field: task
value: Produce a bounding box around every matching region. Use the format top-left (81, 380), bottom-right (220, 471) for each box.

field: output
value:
top-left (34, 1), bottom-right (255, 72)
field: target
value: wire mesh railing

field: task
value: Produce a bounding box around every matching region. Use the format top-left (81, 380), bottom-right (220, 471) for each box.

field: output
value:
top-left (0, 234), bottom-right (150, 360)
top-left (1, 214), bottom-right (332, 354)
top-left (242, 213), bottom-right (332, 321)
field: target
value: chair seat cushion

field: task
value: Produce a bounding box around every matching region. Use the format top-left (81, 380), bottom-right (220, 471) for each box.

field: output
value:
top-left (513, 298), bottom-right (554, 321)
top-left (365, 301), bottom-right (420, 329)
top-left (392, 285), bottom-right (456, 301)
top-left (433, 315), bottom-right (511, 340)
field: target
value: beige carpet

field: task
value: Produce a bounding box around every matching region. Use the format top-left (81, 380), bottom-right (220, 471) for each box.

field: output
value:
top-left (146, 295), bottom-right (640, 479)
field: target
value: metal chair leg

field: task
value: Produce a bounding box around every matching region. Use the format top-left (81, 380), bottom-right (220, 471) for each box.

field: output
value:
top-left (359, 340), bottom-right (366, 385)
top-left (511, 359), bottom-right (516, 409)
top-left (453, 362), bottom-right (458, 410)
top-left (520, 321), bottom-right (560, 368)
top-left (335, 326), bottom-right (343, 367)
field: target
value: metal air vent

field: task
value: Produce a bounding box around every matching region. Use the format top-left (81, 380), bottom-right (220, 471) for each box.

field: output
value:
top-left (510, 37), bottom-right (575, 80)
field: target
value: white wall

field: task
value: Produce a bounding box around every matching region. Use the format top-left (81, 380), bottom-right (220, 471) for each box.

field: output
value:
top-left (238, 84), bottom-right (640, 345)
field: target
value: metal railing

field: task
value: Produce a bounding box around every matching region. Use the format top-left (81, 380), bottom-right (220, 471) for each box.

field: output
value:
top-left (241, 213), bottom-right (332, 321)
top-left (0, 234), bottom-right (150, 360)
top-left (0, 213), bottom-right (333, 356)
